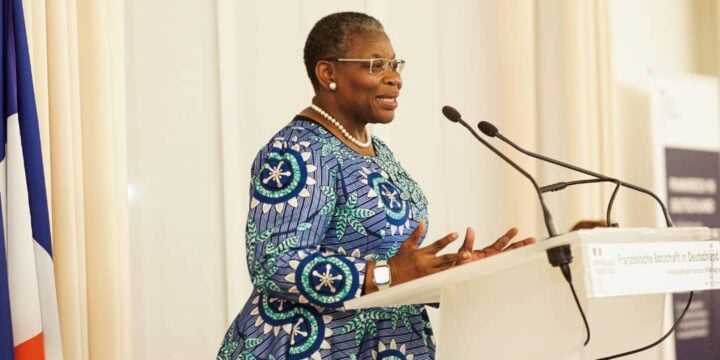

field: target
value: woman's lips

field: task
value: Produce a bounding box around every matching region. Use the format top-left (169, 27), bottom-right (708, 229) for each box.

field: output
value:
top-left (377, 96), bottom-right (398, 110)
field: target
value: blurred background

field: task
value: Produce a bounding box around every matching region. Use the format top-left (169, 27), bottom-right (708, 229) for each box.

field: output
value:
top-left (22, 0), bottom-right (720, 358)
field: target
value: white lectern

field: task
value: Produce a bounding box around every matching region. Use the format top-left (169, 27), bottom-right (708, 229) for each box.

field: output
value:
top-left (345, 227), bottom-right (720, 359)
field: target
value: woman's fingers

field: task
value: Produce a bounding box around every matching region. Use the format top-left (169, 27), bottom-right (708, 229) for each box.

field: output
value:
top-left (391, 224), bottom-right (534, 283)
top-left (390, 222), bottom-right (464, 282)
top-left (434, 261), bottom-right (456, 272)
top-left (400, 221), bottom-right (426, 250)
top-left (503, 237), bottom-right (536, 251)
top-left (459, 227), bottom-right (475, 259)
top-left (424, 232), bottom-right (459, 254)
top-left (491, 227), bottom-right (518, 252)
top-left (435, 253), bottom-right (462, 267)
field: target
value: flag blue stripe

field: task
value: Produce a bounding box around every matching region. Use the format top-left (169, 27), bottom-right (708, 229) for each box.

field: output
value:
top-left (0, 0), bottom-right (54, 354)
top-left (10, 0), bottom-right (52, 257)
top-left (0, 0), bottom-right (15, 357)
top-left (0, 204), bottom-right (15, 358)
top-left (2, 0), bottom-right (15, 121)
top-left (0, 0), bottom-right (10, 163)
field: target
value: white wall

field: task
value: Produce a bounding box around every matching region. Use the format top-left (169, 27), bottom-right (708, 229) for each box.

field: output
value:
top-left (124, 0), bottom-right (227, 358)
top-left (608, 2), bottom-right (718, 359)
top-left (609, 0), bottom-right (717, 228)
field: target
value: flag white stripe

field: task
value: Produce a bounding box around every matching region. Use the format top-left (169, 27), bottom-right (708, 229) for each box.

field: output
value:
top-left (5, 112), bottom-right (44, 345)
top-left (1, 140), bottom-right (6, 257)
top-left (35, 243), bottom-right (61, 358)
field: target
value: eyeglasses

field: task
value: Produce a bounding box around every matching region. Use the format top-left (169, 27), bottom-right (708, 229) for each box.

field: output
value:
top-left (324, 58), bottom-right (406, 75)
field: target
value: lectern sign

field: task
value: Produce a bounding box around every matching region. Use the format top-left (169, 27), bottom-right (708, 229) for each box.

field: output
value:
top-left (584, 241), bottom-right (720, 298)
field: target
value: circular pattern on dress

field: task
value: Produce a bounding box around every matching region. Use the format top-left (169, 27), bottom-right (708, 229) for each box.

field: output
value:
top-left (376, 349), bottom-right (406, 360)
top-left (296, 253), bottom-right (359, 307)
top-left (288, 305), bottom-right (326, 359)
top-left (367, 172), bottom-right (410, 226)
top-left (253, 149), bottom-right (307, 204)
top-left (372, 339), bottom-right (414, 360)
top-left (258, 294), bottom-right (295, 326)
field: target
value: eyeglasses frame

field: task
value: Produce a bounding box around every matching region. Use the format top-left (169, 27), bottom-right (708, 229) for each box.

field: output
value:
top-left (322, 58), bottom-right (406, 75)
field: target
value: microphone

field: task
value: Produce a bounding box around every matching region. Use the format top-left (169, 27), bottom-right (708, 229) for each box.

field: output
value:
top-left (442, 105), bottom-right (558, 237)
top-left (477, 120), bottom-right (674, 227)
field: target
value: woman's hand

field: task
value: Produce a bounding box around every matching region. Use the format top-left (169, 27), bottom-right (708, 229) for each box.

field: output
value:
top-left (570, 219), bottom-right (608, 231)
top-left (386, 221), bottom-right (462, 286)
top-left (454, 227), bottom-right (536, 266)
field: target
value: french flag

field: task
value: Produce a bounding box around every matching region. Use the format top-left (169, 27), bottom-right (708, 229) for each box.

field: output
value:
top-left (1, 0), bottom-right (62, 358)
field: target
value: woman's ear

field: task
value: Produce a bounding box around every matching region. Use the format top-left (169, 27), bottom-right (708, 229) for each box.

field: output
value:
top-left (315, 60), bottom-right (336, 92)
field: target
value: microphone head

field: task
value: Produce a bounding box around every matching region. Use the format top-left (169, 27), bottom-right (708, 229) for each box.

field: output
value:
top-left (442, 105), bottom-right (462, 123)
top-left (478, 121), bottom-right (498, 137)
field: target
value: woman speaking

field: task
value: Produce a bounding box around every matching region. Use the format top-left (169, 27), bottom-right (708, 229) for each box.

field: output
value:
top-left (217, 12), bottom-right (534, 360)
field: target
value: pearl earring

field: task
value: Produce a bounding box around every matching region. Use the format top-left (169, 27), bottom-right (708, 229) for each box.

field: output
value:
top-left (329, 82), bottom-right (337, 92)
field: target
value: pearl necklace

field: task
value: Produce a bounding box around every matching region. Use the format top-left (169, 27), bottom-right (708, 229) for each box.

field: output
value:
top-left (310, 104), bottom-right (372, 148)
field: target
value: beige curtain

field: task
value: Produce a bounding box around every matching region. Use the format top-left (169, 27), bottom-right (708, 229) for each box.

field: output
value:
top-left (22, 0), bottom-right (130, 358)
top-left (558, 0), bottom-right (613, 221)
top-left (495, 0), bottom-right (613, 235)
top-left (496, 1), bottom-right (541, 236)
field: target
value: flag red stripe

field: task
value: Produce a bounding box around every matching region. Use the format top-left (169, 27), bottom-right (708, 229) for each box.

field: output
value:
top-left (14, 332), bottom-right (44, 360)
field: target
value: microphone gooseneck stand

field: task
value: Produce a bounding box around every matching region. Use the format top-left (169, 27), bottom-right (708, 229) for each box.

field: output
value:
top-left (441, 106), bottom-right (557, 238)
top-left (444, 105), bottom-right (687, 359)
top-left (442, 105), bottom-right (588, 347)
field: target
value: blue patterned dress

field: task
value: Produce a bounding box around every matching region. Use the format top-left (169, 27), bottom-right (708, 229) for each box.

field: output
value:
top-left (217, 116), bottom-right (435, 360)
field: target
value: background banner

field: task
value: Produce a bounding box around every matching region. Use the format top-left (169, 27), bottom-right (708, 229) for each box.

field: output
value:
top-left (665, 148), bottom-right (720, 359)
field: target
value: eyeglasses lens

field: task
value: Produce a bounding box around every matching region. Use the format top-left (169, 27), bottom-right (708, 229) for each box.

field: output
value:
top-left (370, 59), bottom-right (404, 75)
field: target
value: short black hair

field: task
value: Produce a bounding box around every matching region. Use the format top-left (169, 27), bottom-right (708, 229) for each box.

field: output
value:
top-left (303, 12), bottom-right (384, 89)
